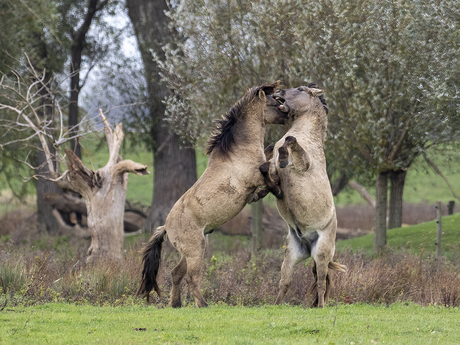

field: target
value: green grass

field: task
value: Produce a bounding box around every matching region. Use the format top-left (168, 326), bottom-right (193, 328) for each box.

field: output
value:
top-left (336, 213), bottom-right (460, 257)
top-left (1, 303), bottom-right (459, 344)
top-left (83, 143), bottom-right (460, 207)
top-left (1, 134), bottom-right (460, 208)
top-left (334, 154), bottom-right (460, 206)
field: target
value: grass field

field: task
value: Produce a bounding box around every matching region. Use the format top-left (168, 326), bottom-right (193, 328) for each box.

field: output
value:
top-left (83, 144), bottom-right (460, 208)
top-left (336, 213), bottom-right (460, 258)
top-left (1, 303), bottom-right (459, 344)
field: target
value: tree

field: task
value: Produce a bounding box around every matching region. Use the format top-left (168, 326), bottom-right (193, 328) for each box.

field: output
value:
top-left (0, 62), bottom-right (149, 262)
top-left (296, 0), bottom-right (460, 253)
top-left (58, 0), bottom-right (122, 159)
top-left (0, 0), bottom-right (69, 233)
top-left (125, 0), bottom-right (197, 232)
top-left (1, 0), bottom-right (126, 233)
top-left (155, 0), bottom-right (459, 255)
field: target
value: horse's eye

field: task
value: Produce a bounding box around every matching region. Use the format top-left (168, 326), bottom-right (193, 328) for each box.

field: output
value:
top-left (298, 87), bottom-right (304, 92)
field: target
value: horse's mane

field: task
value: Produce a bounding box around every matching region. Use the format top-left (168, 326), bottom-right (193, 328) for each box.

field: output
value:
top-left (205, 82), bottom-right (278, 155)
top-left (308, 82), bottom-right (328, 114)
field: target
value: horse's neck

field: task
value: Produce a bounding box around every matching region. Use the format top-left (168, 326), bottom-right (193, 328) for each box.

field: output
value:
top-left (289, 114), bottom-right (325, 145)
top-left (236, 111), bottom-right (266, 151)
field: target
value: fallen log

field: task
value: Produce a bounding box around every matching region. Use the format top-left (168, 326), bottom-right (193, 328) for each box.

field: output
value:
top-left (45, 192), bottom-right (146, 233)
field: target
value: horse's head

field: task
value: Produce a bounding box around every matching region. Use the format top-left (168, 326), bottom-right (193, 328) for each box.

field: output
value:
top-left (272, 83), bottom-right (328, 119)
top-left (258, 82), bottom-right (290, 125)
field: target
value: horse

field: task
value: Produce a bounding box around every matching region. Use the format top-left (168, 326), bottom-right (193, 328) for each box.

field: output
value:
top-left (259, 83), bottom-right (346, 308)
top-left (137, 82), bottom-right (288, 307)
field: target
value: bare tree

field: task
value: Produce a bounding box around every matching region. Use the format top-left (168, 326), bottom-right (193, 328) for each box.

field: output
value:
top-left (0, 59), bottom-right (149, 263)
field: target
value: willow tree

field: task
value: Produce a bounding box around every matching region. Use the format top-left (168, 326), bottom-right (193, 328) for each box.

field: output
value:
top-left (157, 0), bottom-right (460, 255)
top-left (296, 0), bottom-right (460, 253)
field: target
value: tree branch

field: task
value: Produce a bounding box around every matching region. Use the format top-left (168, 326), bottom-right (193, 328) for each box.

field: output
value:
top-left (348, 180), bottom-right (376, 208)
top-left (387, 127), bottom-right (407, 164)
top-left (65, 148), bottom-right (95, 193)
top-left (423, 154), bottom-right (460, 203)
top-left (112, 160), bottom-right (149, 177)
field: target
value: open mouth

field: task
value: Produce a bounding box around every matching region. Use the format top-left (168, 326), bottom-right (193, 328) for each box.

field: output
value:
top-left (275, 96), bottom-right (289, 113)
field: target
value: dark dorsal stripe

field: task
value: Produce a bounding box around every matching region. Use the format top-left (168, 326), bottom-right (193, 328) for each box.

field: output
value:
top-left (206, 82), bottom-right (278, 155)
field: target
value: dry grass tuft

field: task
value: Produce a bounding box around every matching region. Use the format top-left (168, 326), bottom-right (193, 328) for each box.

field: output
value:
top-left (1, 216), bottom-right (459, 308)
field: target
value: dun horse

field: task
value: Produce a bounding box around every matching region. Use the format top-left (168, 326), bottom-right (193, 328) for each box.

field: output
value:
top-left (137, 82), bottom-right (287, 307)
top-left (260, 84), bottom-right (346, 308)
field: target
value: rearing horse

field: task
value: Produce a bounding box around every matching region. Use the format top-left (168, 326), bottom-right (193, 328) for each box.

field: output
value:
top-left (137, 82), bottom-right (287, 307)
top-left (260, 84), bottom-right (346, 308)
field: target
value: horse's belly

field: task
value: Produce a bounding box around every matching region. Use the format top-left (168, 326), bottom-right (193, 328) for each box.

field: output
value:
top-left (276, 177), bottom-right (334, 231)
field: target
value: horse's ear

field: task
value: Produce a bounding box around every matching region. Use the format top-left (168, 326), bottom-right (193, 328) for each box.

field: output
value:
top-left (258, 90), bottom-right (267, 102)
top-left (306, 87), bottom-right (324, 97)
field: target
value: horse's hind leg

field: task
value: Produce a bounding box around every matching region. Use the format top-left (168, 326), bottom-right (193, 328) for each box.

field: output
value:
top-left (275, 226), bottom-right (309, 304)
top-left (170, 255), bottom-right (187, 308)
top-left (312, 258), bottom-right (330, 308)
top-left (311, 235), bottom-right (335, 308)
top-left (184, 235), bottom-right (208, 308)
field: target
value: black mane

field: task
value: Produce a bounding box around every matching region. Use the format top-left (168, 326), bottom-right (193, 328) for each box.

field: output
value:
top-left (206, 82), bottom-right (277, 155)
top-left (308, 82), bottom-right (329, 114)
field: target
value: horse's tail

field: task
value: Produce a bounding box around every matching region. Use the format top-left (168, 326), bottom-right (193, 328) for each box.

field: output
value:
top-left (310, 260), bottom-right (347, 307)
top-left (137, 226), bottom-right (167, 303)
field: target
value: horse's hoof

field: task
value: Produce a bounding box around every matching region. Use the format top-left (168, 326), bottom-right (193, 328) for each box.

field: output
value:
top-left (259, 162), bottom-right (270, 175)
top-left (279, 160), bottom-right (288, 169)
top-left (285, 136), bottom-right (297, 145)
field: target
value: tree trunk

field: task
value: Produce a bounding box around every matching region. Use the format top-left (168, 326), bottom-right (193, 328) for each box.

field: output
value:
top-left (35, 67), bottom-right (63, 234)
top-left (388, 169), bottom-right (406, 229)
top-left (85, 167), bottom-right (128, 262)
top-left (127, 0), bottom-right (197, 232)
top-left (69, 44), bottom-right (82, 158)
top-left (373, 171), bottom-right (388, 255)
top-left (69, 0), bottom-right (103, 159)
top-left (62, 114), bottom-right (149, 263)
top-left (331, 172), bottom-right (349, 196)
top-left (35, 149), bottom-right (63, 235)
top-left (145, 135), bottom-right (197, 231)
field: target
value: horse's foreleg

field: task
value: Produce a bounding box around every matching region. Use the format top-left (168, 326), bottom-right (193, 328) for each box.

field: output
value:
top-left (170, 256), bottom-right (187, 308)
top-left (259, 161), bottom-right (283, 199)
top-left (184, 236), bottom-right (208, 308)
top-left (264, 144), bottom-right (274, 160)
top-left (279, 136), bottom-right (310, 171)
top-left (246, 186), bottom-right (270, 204)
top-left (275, 227), bottom-right (309, 305)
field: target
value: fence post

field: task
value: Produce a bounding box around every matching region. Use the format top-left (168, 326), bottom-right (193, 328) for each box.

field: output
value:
top-left (447, 200), bottom-right (455, 215)
top-left (435, 200), bottom-right (442, 257)
top-left (250, 200), bottom-right (263, 254)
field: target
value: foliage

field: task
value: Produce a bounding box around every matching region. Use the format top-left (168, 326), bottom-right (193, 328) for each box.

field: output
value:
top-left (158, 0), bottom-right (460, 180)
top-left (1, 303), bottom-right (460, 344)
top-left (0, 0), bottom-right (65, 200)
top-left (0, 0), bottom-right (127, 200)
top-left (302, 0), bottom-right (460, 176)
top-left (0, 0), bottom-right (65, 74)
